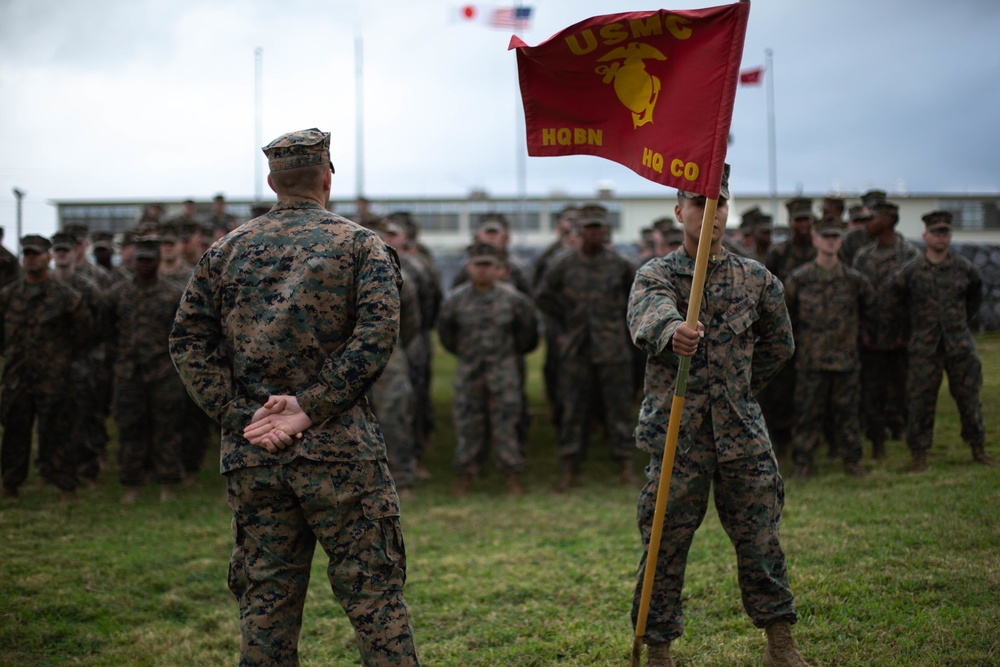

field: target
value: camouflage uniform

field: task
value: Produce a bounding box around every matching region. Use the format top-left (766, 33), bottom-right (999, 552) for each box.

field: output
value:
top-left (169, 129), bottom-right (417, 667)
top-left (108, 275), bottom-right (187, 487)
top-left (159, 261), bottom-right (194, 290)
top-left (760, 232), bottom-right (817, 450)
top-left (439, 280), bottom-right (538, 477)
top-left (69, 255), bottom-right (115, 469)
top-left (892, 251), bottom-right (986, 453)
top-left (0, 272), bottom-right (93, 493)
top-left (57, 265), bottom-right (107, 482)
top-left (627, 246), bottom-right (796, 643)
top-left (400, 252), bottom-right (440, 466)
top-left (532, 241), bottom-right (574, 429)
top-left (765, 238), bottom-right (817, 283)
top-left (0, 244), bottom-right (19, 289)
top-left (535, 244), bottom-right (636, 467)
top-left (208, 211), bottom-right (238, 233)
top-left (75, 259), bottom-right (113, 291)
top-left (852, 236), bottom-right (919, 444)
top-left (159, 259), bottom-right (211, 475)
top-left (838, 227), bottom-right (872, 266)
top-left (455, 245), bottom-right (533, 452)
top-left (369, 264), bottom-right (421, 492)
top-left (785, 261), bottom-right (874, 469)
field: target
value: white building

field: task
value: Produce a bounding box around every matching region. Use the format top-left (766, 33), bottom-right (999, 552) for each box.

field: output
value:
top-left (54, 191), bottom-right (1000, 250)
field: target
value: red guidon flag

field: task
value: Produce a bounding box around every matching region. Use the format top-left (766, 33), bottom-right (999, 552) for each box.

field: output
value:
top-left (739, 66), bottom-right (763, 85)
top-left (509, 2), bottom-right (750, 198)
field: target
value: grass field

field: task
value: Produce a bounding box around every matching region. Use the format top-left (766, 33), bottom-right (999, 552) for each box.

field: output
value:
top-left (1, 335), bottom-right (998, 666)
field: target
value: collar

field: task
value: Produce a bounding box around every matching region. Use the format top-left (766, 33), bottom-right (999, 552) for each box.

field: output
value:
top-left (272, 197), bottom-right (327, 212)
top-left (675, 245), bottom-right (729, 276)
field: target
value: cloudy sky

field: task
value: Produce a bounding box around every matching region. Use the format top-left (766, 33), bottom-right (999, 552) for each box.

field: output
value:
top-left (1, 0), bottom-right (998, 239)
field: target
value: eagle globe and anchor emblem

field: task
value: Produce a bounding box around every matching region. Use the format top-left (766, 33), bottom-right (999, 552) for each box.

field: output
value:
top-left (595, 42), bottom-right (667, 128)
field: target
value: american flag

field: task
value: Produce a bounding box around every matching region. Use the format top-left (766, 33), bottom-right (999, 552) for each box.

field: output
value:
top-left (490, 6), bottom-right (533, 29)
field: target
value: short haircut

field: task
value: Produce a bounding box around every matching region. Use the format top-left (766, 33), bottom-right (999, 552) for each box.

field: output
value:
top-left (269, 164), bottom-right (327, 196)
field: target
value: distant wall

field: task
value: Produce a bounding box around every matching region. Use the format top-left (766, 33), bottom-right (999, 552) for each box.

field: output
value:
top-left (954, 243), bottom-right (1000, 332)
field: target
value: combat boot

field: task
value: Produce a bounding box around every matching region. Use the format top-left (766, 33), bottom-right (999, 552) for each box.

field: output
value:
top-left (121, 487), bottom-right (141, 505)
top-left (909, 449), bottom-right (928, 473)
top-left (159, 484), bottom-right (177, 502)
top-left (453, 473), bottom-right (473, 497)
top-left (871, 439), bottom-right (886, 460)
top-left (1, 487), bottom-right (19, 500)
top-left (59, 489), bottom-right (79, 504)
top-left (843, 461), bottom-right (867, 478)
top-left (554, 459), bottom-right (577, 493)
top-left (764, 620), bottom-right (812, 667)
top-left (645, 641), bottom-right (674, 667)
top-left (505, 473), bottom-right (524, 497)
top-left (791, 464), bottom-right (810, 480)
top-left (971, 446), bottom-right (996, 466)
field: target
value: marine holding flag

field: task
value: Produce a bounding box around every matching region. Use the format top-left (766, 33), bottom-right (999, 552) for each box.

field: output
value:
top-left (627, 166), bottom-right (812, 667)
top-left (513, 3), bottom-right (813, 665)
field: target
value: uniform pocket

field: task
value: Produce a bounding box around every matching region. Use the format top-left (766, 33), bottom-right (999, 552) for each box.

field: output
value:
top-left (355, 461), bottom-right (407, 590)
top-left (722, 297), bottom-right (758, 337)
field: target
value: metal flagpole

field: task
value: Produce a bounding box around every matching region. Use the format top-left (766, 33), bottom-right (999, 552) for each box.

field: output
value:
top-left (12, 188), bottom-right (24, 254)
top-left (254, 47), bottom-right (263, 202)
top-left (766, 48), bottom-right (777, 221)
top-left (355, 33), bottom-right (365, 199)
top-left (514, 1), bottom-right (527, 246)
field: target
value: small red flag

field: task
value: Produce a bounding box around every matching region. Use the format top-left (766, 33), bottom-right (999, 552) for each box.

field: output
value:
top-left (739, 67), bottom-right (763, 85)
top-left (509, 3), bottom-right (750, 198)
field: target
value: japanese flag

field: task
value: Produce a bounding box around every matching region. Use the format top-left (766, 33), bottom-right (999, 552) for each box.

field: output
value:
top-left (454, 5), bottom-right (484, 23)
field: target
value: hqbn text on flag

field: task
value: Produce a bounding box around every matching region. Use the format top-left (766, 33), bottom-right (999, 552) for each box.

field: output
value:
top-left (642, 148), bottom-right (700, 181)
top-left (540, 127), bottom-right (604, 147)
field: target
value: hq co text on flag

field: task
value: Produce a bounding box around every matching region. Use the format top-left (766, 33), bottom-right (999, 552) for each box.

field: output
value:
top-left (509, 3), bottom-right (750, 198)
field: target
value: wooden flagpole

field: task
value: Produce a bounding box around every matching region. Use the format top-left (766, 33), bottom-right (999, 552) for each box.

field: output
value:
top-left (631, 195), bottom-right (719, 667)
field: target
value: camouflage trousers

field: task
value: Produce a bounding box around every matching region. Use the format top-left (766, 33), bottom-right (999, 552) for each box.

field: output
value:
top-left (72, 352), bottom-right (110, 480)
top-left (760, 358), bottom-right (796, 448)
top-left (452, 360), bottom-right (524, 476)
top-left (632, 434), bottom-right (795, 644)
top-left (370, 370), bottom-right (417, 490)
top-left (226, 458), bottom-right (419, 667)
top-left (1, 387), bottom-right (78, 492)
top-left (180, 393), bottom-right (213, 475)
top-left (406, 332), bottom-right (433, 462)
top-left (542, 321), bottom-right (563, 428)
top-left (792, 369), bottom-right (863, 466)
top-left (906, 347), bottom-right (985, 451)
top-left (558, 358), bottom-right (635, 462)
top-left (860, 349), bottom-right (908, 443)
top-left (115, 372), bottom-right (187, 487)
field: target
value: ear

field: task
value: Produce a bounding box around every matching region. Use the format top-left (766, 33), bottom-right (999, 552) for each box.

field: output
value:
top-left (266, 174), bottom-right (277, 194)
top-left (323, 168), bottom-right (332, 191)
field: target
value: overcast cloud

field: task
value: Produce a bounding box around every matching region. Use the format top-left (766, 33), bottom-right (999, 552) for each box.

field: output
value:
top-left (1, 0), bottom-right (998, 237)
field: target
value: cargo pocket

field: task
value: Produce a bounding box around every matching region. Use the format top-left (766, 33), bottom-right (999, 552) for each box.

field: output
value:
top-left (357, 461), bottom-right (407, 591)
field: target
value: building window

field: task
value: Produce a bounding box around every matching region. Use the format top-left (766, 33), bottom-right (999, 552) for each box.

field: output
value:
top-left (466, 201), bottom-right (541, 233)
top-left (941, 199), bottom-right (1000, 230)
